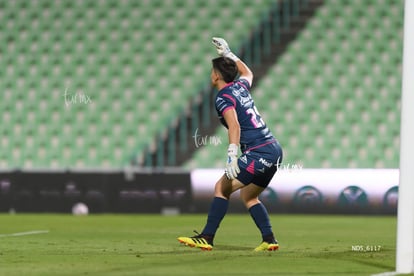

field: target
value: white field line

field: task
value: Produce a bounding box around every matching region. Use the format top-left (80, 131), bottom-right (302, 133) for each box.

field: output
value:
top-left (0, 230), bottom-right (49, 238)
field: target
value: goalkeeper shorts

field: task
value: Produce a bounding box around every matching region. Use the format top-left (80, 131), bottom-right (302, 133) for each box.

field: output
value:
top-left (236, 140), bottom-right (283, 188)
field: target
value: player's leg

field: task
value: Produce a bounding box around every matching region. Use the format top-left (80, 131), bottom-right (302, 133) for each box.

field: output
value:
top-left (240, 184), bottom-right (279, 251)
top-left (239, 141), bottom-right (282, 251)
top-left (214, 173), bottom-right (245, 199)
top-left (199, 175), bottom-right (244, 242)
top-left (178, 175), bottom-right (244, 250)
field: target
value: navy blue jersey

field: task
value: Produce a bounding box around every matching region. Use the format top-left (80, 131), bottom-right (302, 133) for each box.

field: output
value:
top-left (215, 78), bottom-right (275, 151)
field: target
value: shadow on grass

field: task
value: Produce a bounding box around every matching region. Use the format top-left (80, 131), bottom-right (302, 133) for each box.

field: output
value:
top-left (214, 244), bottom-right (253, 251)
top-left (137, 243), bottom-right (256, 256)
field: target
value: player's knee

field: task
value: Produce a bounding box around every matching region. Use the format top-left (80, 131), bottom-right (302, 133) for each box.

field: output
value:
top-left (214, 177), bottom-right (232, 199)
top-left (214, 190), bottom-right (231, 199)
top-left (245, 199), bottom-right (261, 209)
top-left (241, 195), bottom-right (260, 209)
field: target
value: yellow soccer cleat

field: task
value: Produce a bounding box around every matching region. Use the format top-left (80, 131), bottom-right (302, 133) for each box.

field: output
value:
top-left (254, 241), bottom-right (279, 252)
top-left (177, 231), bottom-right (213, 251)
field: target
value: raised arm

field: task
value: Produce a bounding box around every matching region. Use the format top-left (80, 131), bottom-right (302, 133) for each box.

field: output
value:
top-left (235, 59), bottom-right (253, 87)
top-left (212, 37), bottom-right (253, 86)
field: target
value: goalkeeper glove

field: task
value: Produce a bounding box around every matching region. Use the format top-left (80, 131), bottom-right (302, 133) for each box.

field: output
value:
top-left (212, 37), bottom-right (240, 62)
top-left (225, 143), bottom-right (240, 180)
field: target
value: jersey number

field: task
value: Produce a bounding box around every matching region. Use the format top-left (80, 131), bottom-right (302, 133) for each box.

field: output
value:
top-left (246, 106), bottom-right (265, 128)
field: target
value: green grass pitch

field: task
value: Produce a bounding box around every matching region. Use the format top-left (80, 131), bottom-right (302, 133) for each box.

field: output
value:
top-left (0, 213), bottom-right (404, 275)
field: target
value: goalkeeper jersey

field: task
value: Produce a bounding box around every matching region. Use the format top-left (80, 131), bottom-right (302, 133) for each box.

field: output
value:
top-left (215, 78), bottom-right (275, 152)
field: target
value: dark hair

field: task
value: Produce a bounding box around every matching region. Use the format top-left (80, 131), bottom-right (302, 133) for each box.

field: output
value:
top-left (212, 57), bottom-right (238, 83)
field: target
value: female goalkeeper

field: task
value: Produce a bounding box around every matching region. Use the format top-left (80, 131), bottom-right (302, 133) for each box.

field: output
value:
top-left (178, 38), bottom-right (283, 251)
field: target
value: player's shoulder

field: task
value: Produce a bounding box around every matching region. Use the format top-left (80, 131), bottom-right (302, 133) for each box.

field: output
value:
top-left (235, 78), bottom-right (251, 90)
top-left (220, 79), bottom-right (250, 93)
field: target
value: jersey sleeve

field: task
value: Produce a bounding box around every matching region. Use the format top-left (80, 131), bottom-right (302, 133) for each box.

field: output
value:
top-left (215, 91), bottom-right (236, 117)
top-left (238, 78), bottom-right (251, 90)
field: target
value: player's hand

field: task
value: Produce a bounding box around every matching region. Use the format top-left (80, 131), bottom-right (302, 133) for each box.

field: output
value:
top-left (225, 144), bottom-right (240, 180)
top-left (212, 37), bottom-right (231, 56)
top-left (212, 37), bottom-right (240, 61)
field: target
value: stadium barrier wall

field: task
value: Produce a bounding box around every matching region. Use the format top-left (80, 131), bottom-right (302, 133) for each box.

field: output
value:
top-left (0, 169), bottom-right (192, 214)
top-left (0, 169), bottom-right (398, 214)
top-left (191, 169), bottom-right (399, 214)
